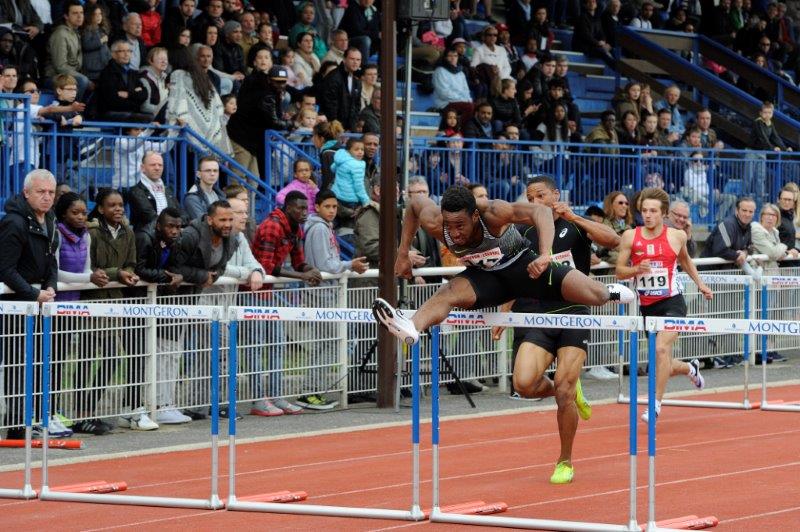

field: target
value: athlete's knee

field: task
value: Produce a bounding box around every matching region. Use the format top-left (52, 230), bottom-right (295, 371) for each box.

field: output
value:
top-left (585, 280), bottom-right (610, 305)
top-left (513, 374), bottom-right (537, 397)
top-left (553, 378), bottom-right (577, 407)
top-left (655, 345), bottom-right (671, 359)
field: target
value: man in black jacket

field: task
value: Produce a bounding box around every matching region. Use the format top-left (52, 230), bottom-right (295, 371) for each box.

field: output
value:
top-left (701, 196), bottom-right (756, 269)
top-left (162, 0), bottom-right (199, 47)
top-left (319, 48), bottom-right (362, 131)
top-left (96, 40), bottom-right (149, 121)
top-left (0, 169), bottom-right (58, 438)
top-left (128, 151), bottom-right (186, 231)
top-left (777, 186), bottom-right (798, 251)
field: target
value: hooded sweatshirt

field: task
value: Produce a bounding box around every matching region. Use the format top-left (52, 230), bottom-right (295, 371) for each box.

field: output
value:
top-left (330, 148), bottom-right (369, 206)
top-left (304, 213), bottom-right (353, 273)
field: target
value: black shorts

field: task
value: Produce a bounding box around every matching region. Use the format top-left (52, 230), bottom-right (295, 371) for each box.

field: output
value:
top-left (456, 250), bottom-right (571, 310)
top-left (512, 305), bottom-right (591, 356)
top-left (640, 294), bottom-right (687, 320)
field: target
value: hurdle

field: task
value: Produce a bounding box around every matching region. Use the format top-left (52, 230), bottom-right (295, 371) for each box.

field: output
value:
top-left (0, 301), bottom-right (38, 500)
top-left (38, 302), bottom-right (226, 510)
top-left (225, 306), bottom-right (426, 521)
top-left (759, 275), bottom-right (800, 413)
top-left (429, 311), bottom-right (649, 531)
top-left (619, 273), bottom-right (758, 411)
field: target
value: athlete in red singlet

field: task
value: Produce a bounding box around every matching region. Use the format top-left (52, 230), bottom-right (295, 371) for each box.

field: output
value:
top-left (615, 188), bottom-right (713, 423)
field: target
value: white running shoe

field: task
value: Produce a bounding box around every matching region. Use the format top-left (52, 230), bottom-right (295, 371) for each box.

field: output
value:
top-left (606, 283), bottom-right (635, 304)
top-left (688, 359), bottom-right (705, 389)
top-left (584, 366), bottom-right (618, 380)
top-left (156, 407), bottom-right (192, 425)
top-left (372, 298), bottom-right (420, 345)
top-left (47, 416), bottom-right (73, 438)
top-left (272, 398), bottom-right (303, 415)
top-left (250, 399), bottom-right (284, 417)
top-left (119, 407), bottom-right (159, 431)
top-left (641, 403), bottom-right (661, 423)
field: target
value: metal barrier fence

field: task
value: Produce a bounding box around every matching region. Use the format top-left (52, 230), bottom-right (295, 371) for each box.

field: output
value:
top-left (0, 94), bottom-right (33, 214)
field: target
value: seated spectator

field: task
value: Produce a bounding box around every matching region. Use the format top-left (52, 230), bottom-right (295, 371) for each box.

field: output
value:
top-left (679, 126), bottom-right (704, 150)
top-left (54, 192), bottom-right (101, 305)
top-left (0, 28), bottom-right (37, 81)
top-left (140, 47), bottom-right (169, 123)
top-left (46, 1), bottom-right (91, 101)
top-left (80, 3), bottom-right (112, 84)
top-left (191, 0), bottom-right (225, 43)
top-left (532, 102), bottom-right (581, 159)
top-left (221, 93), bottom-right (236, 125)
top-left (202, 24), bottom-right (225, 73)
top-left (534, 77), bottom-right (569, 128)
top-left (694, 108), bottom-right (724, 149)
top-left (292, 32), bottom-right (322, 90)
top-left (516, 78), bottom-right (541, 136)
top-left (751, 202), bottom-right (799, 270)
top-left (573, 0), bottom-right (615, 66)
top-left (656, 107), bottom-right (680, 145)
top-left (432, 47), bottom-right (473, 115)
top-left (507, 0), bottom-right (535, 46)
top-left (463, 101), bottom-right (499, 141)
top-left (530, 5), bottom-right (554, 52)
top-left (162, 0), bottom-right (199, 47)
top-left (471, 25), bottom-right (512, 81)
top-left (586, 110), bottom-right (619, 153)
top-left (630, 1), bottom-right (656, 28)
top-left (617, 109), bottom-right (641, 147)
top-left (287, 107), bottom-right (317, 141)
top-left (254, 21), bottom-right (274, 52)
top-left (639, 112), bottom-right (670, 148)
top-left (436, 108), bottom-right (462, 137)
top-left (496, 23), bottom-right (520, 73)
top-left (166, 26), bottom-right (192, 69)
top-left (489, 133), bottom-right (527, 200)
top-left (665, 200), bottom-right (697, 257)
top-left (490, 78), bottom-right (522, 131)
top-left (749, 100), bottom-right (789, 152)
top-left (184, 156), bottom-right (225, 221)
top-left (48, 74), bottom-right (84, 129)
top-left (777, 184), bottom-right (798, 251)
top-left (111, 125), bottom-right (176, 189)
top-left (350, 175), bottom-right (390, 288)
top-left (700, 196), bottom-right (759, 276)
top-left (218, 20), bottom-right (246, 77)
top-left (423, 133), bottom-right (468, 190)
top-left (708, 0), bottom-right (737, 45)
top-left (128, 151), bottom-right (185, 231)
top-left (238, 11), bottom-right (258, 61)
top-left (96, 40), bottom-right (149, 122)
top-left (596, 190), bottom-right (633, 265)
top-left (247, 41), bottom-right (273, 76)
top-left (359, 63), bottom-right (379, 110)
top-left (654, 85), bottom-right (686, 137)
top-left (614, 81), bottom-right (647, 123)
top-left (357, 88), bottom-right (380, 134)
top-left (681, 151), bottom-right (712, 216)
top-left (527, 53), bottom-right (556, 101)
top-left (323, 29), bottom-right (348, 65)
top-left (518, 36), bottom-right (539, 75)
top-left (288, 2), bottom-right (328, 60)
top-left (339, 0), bottom-right (380, 62)
top-left (319, 47), bottom-right (361, 130)
top-left (276, 158), bottom-right (319, 212)
top-left (115, 12), bottom-right (146, 70)
top-left (0, 0), bottom-right (43, 43)
top-left (601, 0), bottom-right (622, 49)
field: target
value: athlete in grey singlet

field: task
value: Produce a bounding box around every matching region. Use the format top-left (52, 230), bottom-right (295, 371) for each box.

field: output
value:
top-left (443, 215), bottom-right (528, 271)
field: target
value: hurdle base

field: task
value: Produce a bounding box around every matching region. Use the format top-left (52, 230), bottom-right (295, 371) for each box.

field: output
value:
top-left (760, 399), bottom-right (800, 412)
top-left (226, 499), bottom-right (424, 521)
top-left (237, 490), bottom-right (307, 503)
top-left (423, 500), bottom-right (508, 519)
top-left (40, 487), bottom-right (224, 510)
top-left (0, 486), bottom-right (37, 500)
top-left (618, 396), bottom-right (753, 410)
top-left (641, 515), bottom-right (719, 530)
top-left (430, 509), bottom-right (636, 531)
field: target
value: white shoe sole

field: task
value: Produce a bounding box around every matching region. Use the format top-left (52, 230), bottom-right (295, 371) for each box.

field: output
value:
top-left (606, 283), bottom-right (635, 304)
top-left (372, 298), bottom-right (420, 345)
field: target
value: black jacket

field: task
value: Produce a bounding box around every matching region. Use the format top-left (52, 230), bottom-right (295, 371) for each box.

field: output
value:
top-left (779, 208), bottom-right (796, 251)
top-left (573, 10), bottom-right (607, 56)
top-left (490, 95), bottom-right (522, 127)
top-left (701, 214), bottom-right (753, 263)
top-left (227, 72), bottom-right (290, 155)
top-left (319, 62), bottom-right (362, 131)
top-left (358, 104), bottom-right (380, 134)
top-left (96, 60), bottom-right (147, 118)
top-left (134, 223), bottom-right (183, 284)
top-left (127, 180), bottom-right (185, 232)
top-left (0, 195), bottom-right (58, 300)
top-left (463, 116), bottom-right (497, 140)
top-left (338, 3), bottom-right (379, 44)
top-left (218, 39), bottom-right (245, 74)
top-left (174, 218), bottom-right (237, 287)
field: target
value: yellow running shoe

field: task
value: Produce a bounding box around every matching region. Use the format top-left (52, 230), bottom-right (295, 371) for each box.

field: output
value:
top-left (550, 461), bottom-right (574, 484)
top-left (575, 378), bottom-right (592, 421)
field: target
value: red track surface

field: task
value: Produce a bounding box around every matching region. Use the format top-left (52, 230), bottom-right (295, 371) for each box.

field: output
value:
top-left (1, 386), bottom-right (799, 531)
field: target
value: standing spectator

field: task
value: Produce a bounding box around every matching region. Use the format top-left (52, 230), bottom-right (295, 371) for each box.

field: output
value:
top-left (319, 47), bottom-right (362, 131)
top-left (251, 191), bottom-right (322, 415)
top-left (276, 158), bottom-right (319, 212)
top-left (601, 0), bottom-right (622, 48)
top-left (313, 119), bottom-right (345, 191)
top-left (665, 200), bottom-right (697, 257)
top-left (776, 184), bottom-right (798, 251)
top-left (128, 151), bottom-right (184, 231)
top-left (162, 0), bottom-right (198, 47)
top-left (331, 137), bottom-right (369, 243)
top-left (116, 12), bottom-right (146, 70)
top-left (218, 20), bottom-right (245, 77)
top-left (701, 196), bottom-right (758, 274)
top-left (359, 63), bottom-right (379, 111)
top-left (140, 46), bottom-right (169, 122)
top-left (0, 170), bottom-right (57, 438)
top-left (339, 0), bottom-right (380, 62)
top-left (238, 11), bottom-right (258, 62)
top-left (134, 207), bottom-right (192, 425)
top-left (293, 32), bottom-right (321, 90)
top-left (96, 40), bottom-right (149, 121)
top-left (530, 5), bottom-right (555, 52)
top-left (80, 3), bottom-right (112, 84)
top-left (322, 28), bottom-right (348, 65)
top-left (654, 85), bottom-right (686, 137)
top-left (470, 25), bottom-right (512, 80)
top-left (45, 1), bottom-right (90, 100)
top-left (432, 47), bottom-right (473, 115)
top-left (138, 0), bottom-right (163, 48)
top-left (573, 0), bottom-right (614, 66)
top-left (596, 190), bottom-right (633, 266)
top-left (507, 0), bottom-right (535, 46)
top-left (362, 132), bottom-right (380, 184)
top-left (747, 101), bottom-right (791, 202)
top-left (80, 188), bottom-right (156, 432)
top-left (184, 156), bottom-right (225, 221)
top-left (350, 175), bottom-right (382, 287)
top-left (288, 2), bottom-right (328, 60)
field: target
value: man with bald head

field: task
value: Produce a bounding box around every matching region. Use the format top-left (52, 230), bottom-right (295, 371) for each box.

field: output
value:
top-left (128, 151), bottom-right (186, 231)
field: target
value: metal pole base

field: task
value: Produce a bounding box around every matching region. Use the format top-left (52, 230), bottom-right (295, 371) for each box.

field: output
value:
top-left (618, 396), bottom-right (753, 410)
top-left (40, 488), bottom-right (224, 509)
top-left (430, 510), bottom-right (633, 531)
top-left (226, 499), bottom-right (424, 520)
top-left (0, 487), bottom-right (37, 500)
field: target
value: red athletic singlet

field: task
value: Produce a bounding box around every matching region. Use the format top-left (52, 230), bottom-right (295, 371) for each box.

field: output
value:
top-left (630, 225), bottom-right (680, 306)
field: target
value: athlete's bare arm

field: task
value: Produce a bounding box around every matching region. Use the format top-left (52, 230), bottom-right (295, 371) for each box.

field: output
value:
top-left (615, 229), bottom-right (650, 280)
top-left (482, 199), bottom-right (555, 256)
top-left (396, 195), bottom-right (444, 279)
top-left (673, 229), bottom-right (713, 300)
top-left (553, 203), bottom-right (620, 249)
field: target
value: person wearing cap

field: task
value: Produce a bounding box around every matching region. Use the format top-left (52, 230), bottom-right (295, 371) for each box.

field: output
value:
top-left (450, 37), bottom-right (471, 70)
top-left (227, 65), bottom-right (292, 179)
top-left (496, 23), bottom-right (521, 70)
top-left (219, 20), bottom-right (246, 76)
top-left (288, 2), bottom-right (328, 60)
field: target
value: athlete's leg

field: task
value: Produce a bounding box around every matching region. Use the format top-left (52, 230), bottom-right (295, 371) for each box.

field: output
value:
top-left (655, 330), bottom-right (682, 402)
top-left (410, 277), bottom-right (478, 332)
top-left (512, 342), bottom-right (555, 398)
top-left (559, 269), bottom-right (628, 306)
top-left (552, 346), bottom-right (587, 464)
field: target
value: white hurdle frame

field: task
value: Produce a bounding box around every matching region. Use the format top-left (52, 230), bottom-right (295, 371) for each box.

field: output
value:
top-left (0, 301), bottom-right (39, 500)
top-left (428, 311), bottom-right (647, 532)
top-left (758, 276), bottom-right (800, 413)
top-left (619, 273), bottom-right (758, 411)
top-left (225, 306), bottom-right (426, 521)
top-left (38, 302), bottom-right (226, 510)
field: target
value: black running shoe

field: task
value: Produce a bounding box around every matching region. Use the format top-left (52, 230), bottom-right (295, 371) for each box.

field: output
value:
top-left (73, 418), bottom-right (112, 435)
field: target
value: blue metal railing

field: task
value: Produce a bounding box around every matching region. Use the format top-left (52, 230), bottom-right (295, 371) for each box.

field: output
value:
top-left (0, 93), bottom-right (32, 213)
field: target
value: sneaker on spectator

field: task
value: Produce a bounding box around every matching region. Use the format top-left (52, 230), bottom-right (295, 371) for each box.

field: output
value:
top-left (54, 412), bottom-right (74, 428)
top-left (219, 407), bottom-right (244, 420)
top-left (712, 356), bottom-right (730, 369)
top-left (296, 395), bottom-right (338, 410)
top-left (73, 418), bottom-right (112, 435)
top-left (118, 407), bottom-right (159, 431)
top-left (272, 398), bottom-right (303, 415)
top-left (584, 366), bottom-right (617, 380)
top-left (250, 400), bottom-right (284, 417)
top-left (156, 407), bottom-right (192, 424)
top-left (446, 380), bottom-right (486, 395)
top-left (4, 427), bottom-right (26, 439)
top-left (770, 351), bottom-right (788, 362)
top-left (46, 416), bottom-right (73, 438)
top-left (182, 408), bottom-right (208, 420)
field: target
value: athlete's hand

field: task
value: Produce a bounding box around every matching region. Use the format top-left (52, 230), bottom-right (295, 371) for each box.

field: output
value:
top-left (527, 254), bottom-right (551, 279)
top-left (635, 259), bottom-right (652, 275)
top-left (395, 252), bottom-right (413, 279)
top-left (553, 202), bottom-right (577, 222)
top-left (698, 283), bottom-right (713, 300)
top-left (491, 326), bottom-right (505, 341)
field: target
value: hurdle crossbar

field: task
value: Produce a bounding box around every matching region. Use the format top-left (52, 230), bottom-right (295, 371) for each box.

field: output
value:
top-left (224, 306), bottom-right (426, 521)
top-left (619, 274), bottom-right (757, 411)
top-left (758, 276), bottom-right (800, 413)
top-left (0, 301), bottom-right (38, 500)
top-left (38, 303), bottom-right (225, 510)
